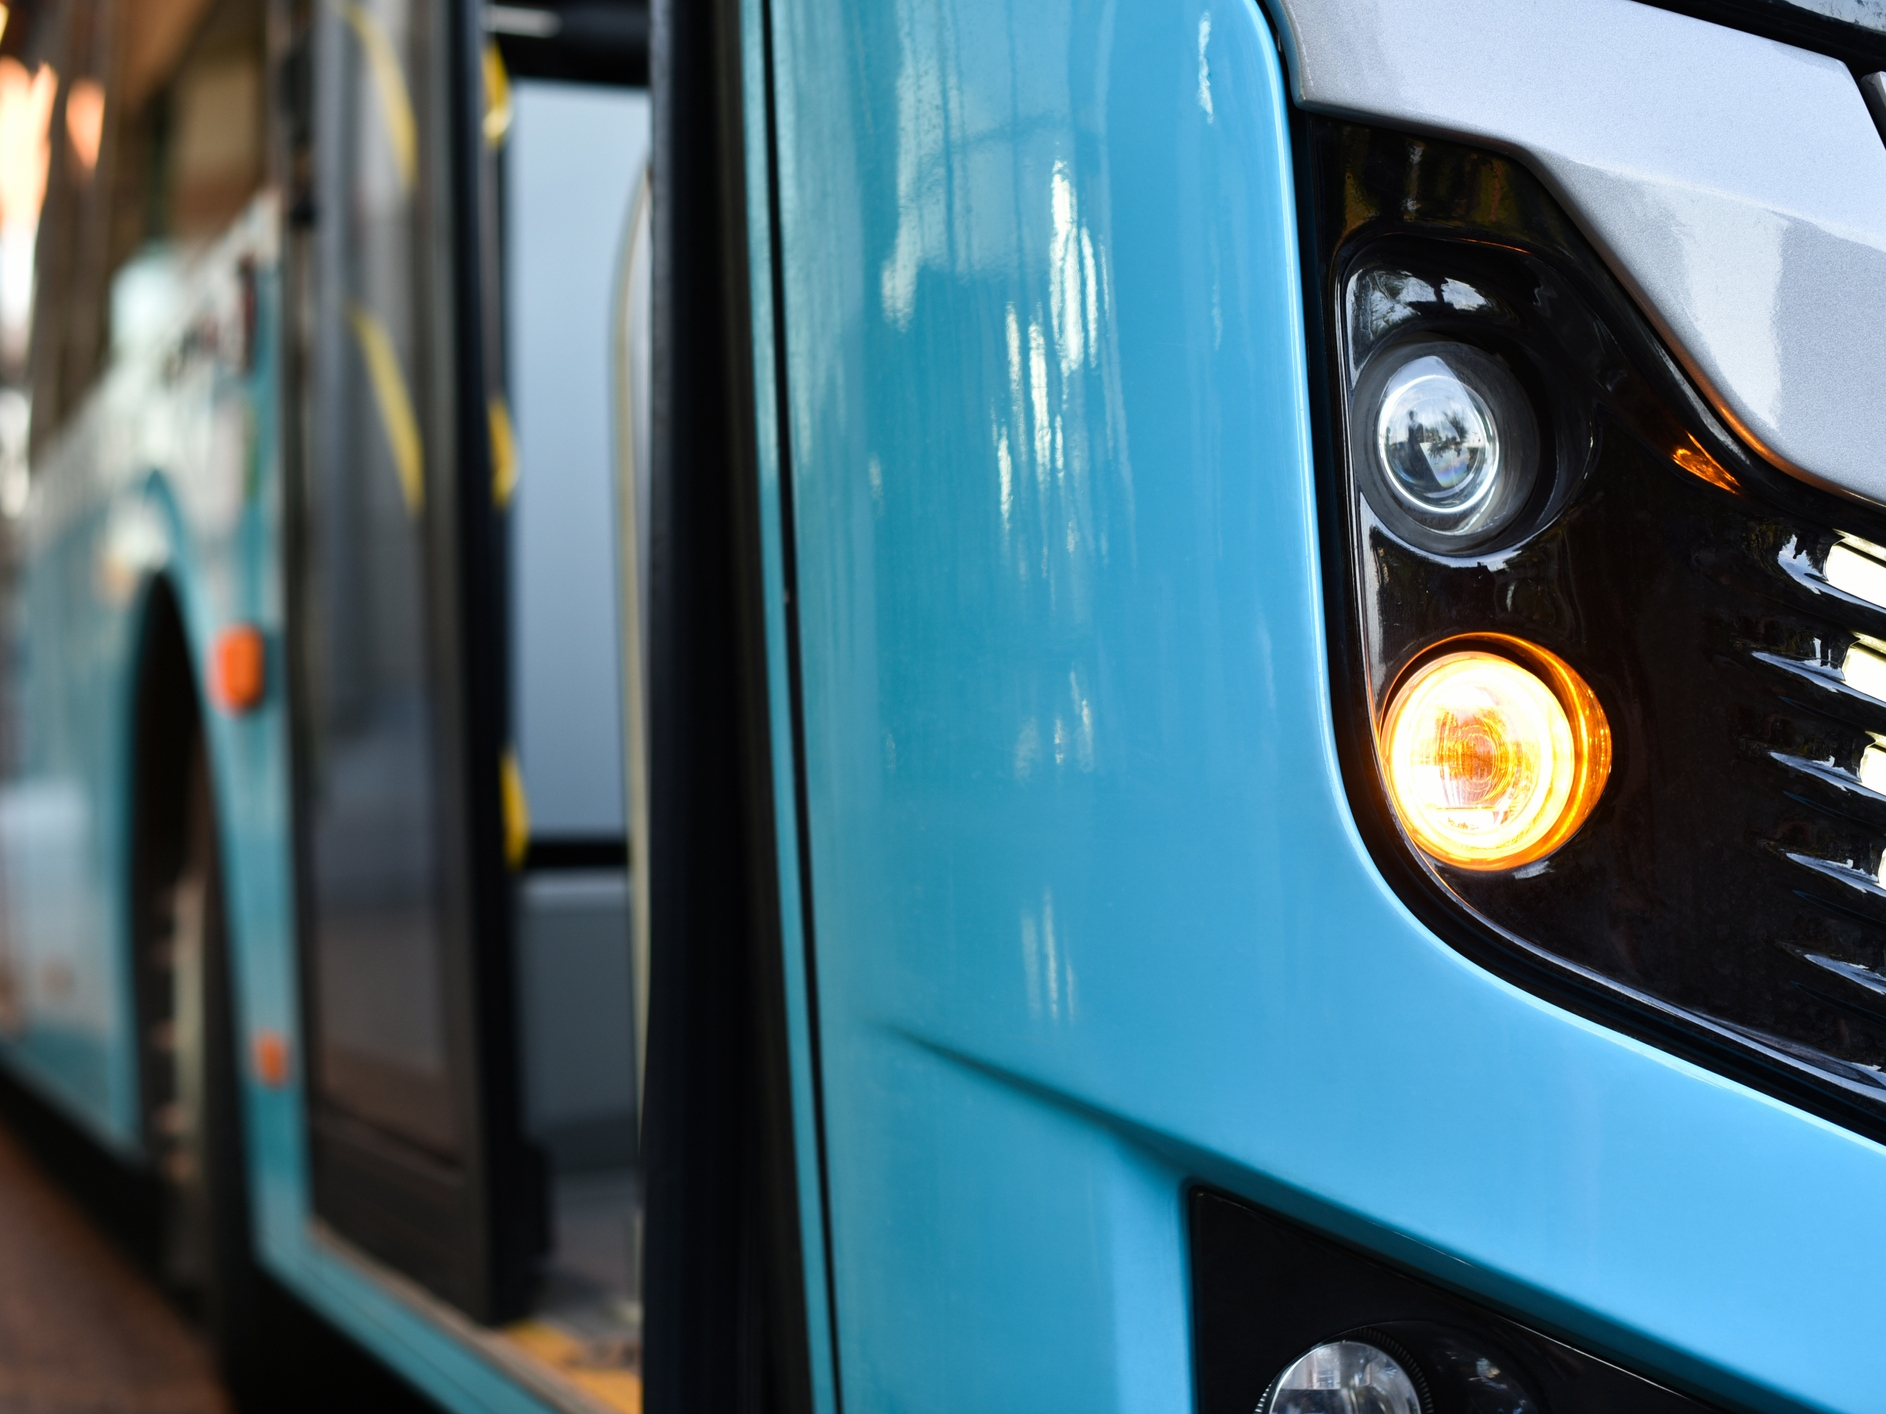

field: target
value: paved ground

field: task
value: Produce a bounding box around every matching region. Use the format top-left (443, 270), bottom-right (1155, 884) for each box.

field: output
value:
top-left (0, 1125), bottom-right (227, 1414)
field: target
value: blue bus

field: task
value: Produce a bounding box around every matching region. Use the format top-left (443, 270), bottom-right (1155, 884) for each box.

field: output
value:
top-left (2, 0), bottom-right (1886, 1409)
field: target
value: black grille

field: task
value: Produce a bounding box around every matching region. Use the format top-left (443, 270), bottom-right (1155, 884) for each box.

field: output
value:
top-left (1191, 1189), bottom-right (1726, 1413)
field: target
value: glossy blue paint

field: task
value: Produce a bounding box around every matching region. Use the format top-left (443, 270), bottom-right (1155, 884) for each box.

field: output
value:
top-left (738, 0), bottom-right (842, 1408)
top-left (756, 1), bottom-right (1886, 1411)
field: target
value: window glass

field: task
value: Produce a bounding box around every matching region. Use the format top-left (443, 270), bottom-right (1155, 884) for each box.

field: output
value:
top-left (508, 79), bottom-right (645, 840)
top-left (21, 0), bottom-right (267, 444)
top-left (299, 0), bottom-right (457, 1157)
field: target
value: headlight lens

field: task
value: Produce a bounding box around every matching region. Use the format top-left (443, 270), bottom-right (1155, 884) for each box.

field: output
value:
top-left (1259, 1339), bottom-right (1425, 1414)
top-left (1380, 641), bottom-right (1610, 871)
top-left (1377, 355), bottom-right (1500, 515)
top-left (1354, 340), bottom-right (1538, 551)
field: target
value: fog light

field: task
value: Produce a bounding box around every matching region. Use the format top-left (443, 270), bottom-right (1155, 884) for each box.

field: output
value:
top-left (1259, 1339), bottom-right (1425, 1414)
top-left (1380, 639), bottom-right (1609, 871)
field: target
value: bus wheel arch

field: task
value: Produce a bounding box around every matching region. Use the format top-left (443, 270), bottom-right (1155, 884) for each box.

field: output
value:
top-left (126, 575), bottom-right (261, 1384)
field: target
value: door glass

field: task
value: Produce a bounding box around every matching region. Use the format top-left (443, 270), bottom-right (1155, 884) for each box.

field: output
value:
top-left (300, 0), bottom-right (457, 1157)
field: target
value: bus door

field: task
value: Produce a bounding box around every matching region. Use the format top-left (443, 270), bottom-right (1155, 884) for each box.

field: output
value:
top-left (287, 0), bottom-right (649, 1347)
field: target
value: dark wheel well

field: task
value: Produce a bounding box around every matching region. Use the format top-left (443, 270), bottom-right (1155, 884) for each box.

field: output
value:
top-left (127, 576), bottom-right (440, 1412)
top-left (129, 578), bottom-right (198, 1184)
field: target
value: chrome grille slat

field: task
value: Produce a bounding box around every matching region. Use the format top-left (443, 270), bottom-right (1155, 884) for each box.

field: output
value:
top-left (1801, 950), bottom-right (1886, 997)
top-left (1768, 751), bottom-right (1875, 795)
top-left (1779, 850), bottom-right (1886, 901)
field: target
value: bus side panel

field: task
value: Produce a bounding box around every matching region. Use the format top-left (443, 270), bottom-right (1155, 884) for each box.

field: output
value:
top-left (761, 1), bottom-right (1886, 1411)
top-left (0, 201), bottom-right (290, 1156)
top-left (0, 455), bottom-right (138, 1145)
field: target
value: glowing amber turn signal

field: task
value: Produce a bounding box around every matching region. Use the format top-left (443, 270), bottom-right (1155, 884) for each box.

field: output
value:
top-left (1379, 639), bottom-right (1610, 871)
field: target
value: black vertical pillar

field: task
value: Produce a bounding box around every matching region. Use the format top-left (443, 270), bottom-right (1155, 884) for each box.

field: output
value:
top-left (643, 0), bottom-right (813, 1409)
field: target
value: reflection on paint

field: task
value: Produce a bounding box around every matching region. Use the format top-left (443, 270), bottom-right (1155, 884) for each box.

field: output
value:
top-left (874, 0), bottom-right (1134, 646)
top-left (1658, 185), bottom-right (1785, 431)
top-left (1012, 665), bottom-right (1094, 780)
top-left (1196, 12), bottom-right (1213, 122)
top-left (335, 0), bottom-right (417, 193)
top-left (991, 162), bottom-right (1131, 624)
top-left (1671, 434), bottom-right (1738, 494)
top-left (1020, 888), bottom-right (1076, 1023)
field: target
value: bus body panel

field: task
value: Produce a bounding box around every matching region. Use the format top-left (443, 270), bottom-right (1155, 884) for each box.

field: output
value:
top-left (755, 1), bottom-right (1886, 1410)
top-left (0, 198), bottom-right (288, 1156)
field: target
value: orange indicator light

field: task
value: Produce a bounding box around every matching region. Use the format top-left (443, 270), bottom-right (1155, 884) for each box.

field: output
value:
top-left (1379, 638), bottom-right (1610, 871)
top-left (252, 1029), bottom-right (291, 1088)
top-left (211, 624), bottom-right (266, 713)
top-left (1671, 434), bottom-right (1739, 495)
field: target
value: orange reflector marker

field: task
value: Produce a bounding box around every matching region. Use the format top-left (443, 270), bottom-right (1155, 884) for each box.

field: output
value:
top-left (252, 1029), bottom-right (291, 1088)
top-left (211, 624), bottom-right (266, 713)
top-left (1379, 638), bottom-right (1610, 871)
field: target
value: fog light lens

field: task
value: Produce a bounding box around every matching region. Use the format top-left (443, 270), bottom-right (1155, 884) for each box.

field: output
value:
top-left (1380, 640), bottom-right (1609, 871)
top-left (1260, 1339), bottom-right (1425, 1414)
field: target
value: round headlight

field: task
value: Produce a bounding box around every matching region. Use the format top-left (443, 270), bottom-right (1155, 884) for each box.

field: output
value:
top-left (1379, 639), bottom-right (1610, 871)
top-left (1377, 357), bottom-right (1501, 516)
top-left (1354, 340), bottom-right (1539, 551)
top-left (1259, 1339), bottom-right (1425, 1414)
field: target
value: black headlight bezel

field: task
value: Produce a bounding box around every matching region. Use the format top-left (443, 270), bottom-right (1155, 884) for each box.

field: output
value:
top-left (1338, 239), bottom-right (1597, 563)
top-left (1299, 117), bottom-right (1886, 1149)
top-left (1349, 331), bottom-right (1546, 554)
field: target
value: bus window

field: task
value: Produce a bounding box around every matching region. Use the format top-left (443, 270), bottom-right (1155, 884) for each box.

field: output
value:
top-left (25, 0), bottom-right (266, 443)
